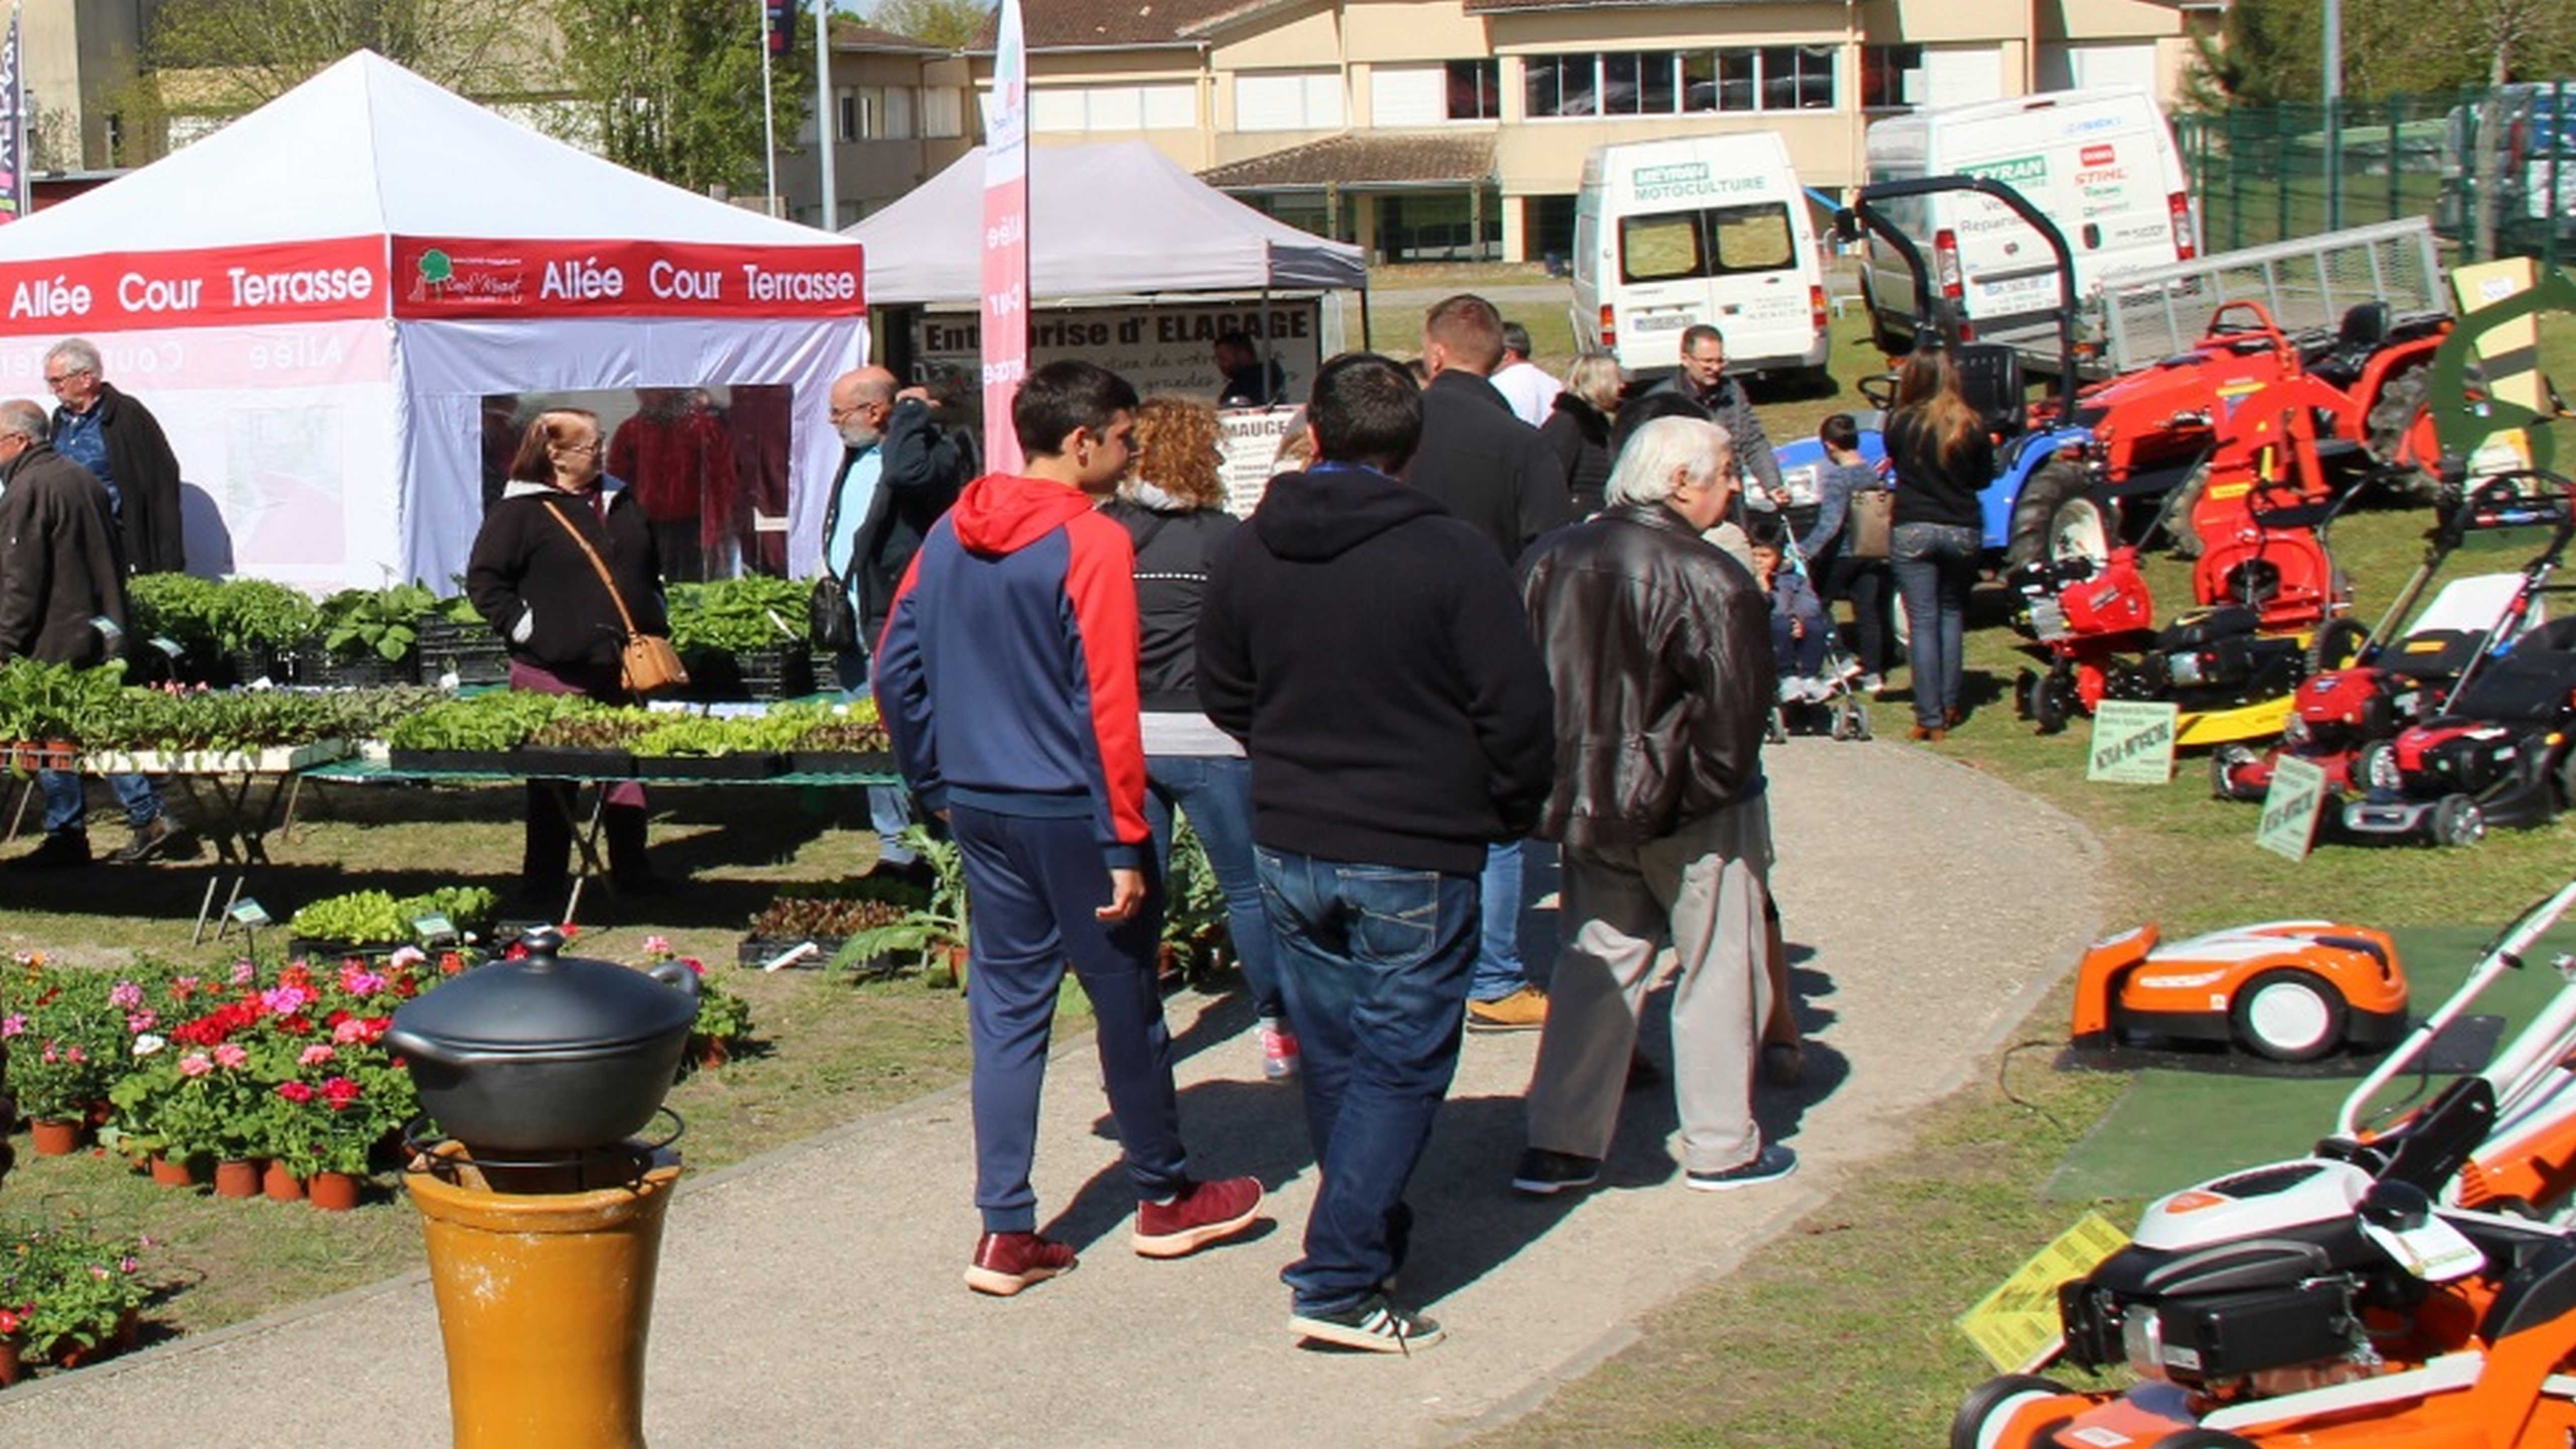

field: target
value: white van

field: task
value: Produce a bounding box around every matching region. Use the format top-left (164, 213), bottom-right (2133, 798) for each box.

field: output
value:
top-left (1570, 132), bottom-right (1830, 386)
top-left (1860, 87), bottom-right (2196, 354)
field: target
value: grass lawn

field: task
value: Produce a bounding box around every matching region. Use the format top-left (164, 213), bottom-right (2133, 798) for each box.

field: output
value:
top-left (1480, 313), bottom-right (2576, 1444)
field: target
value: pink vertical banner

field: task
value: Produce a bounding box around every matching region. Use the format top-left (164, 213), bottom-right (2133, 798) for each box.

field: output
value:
top-left (0, 3), bottom-right (26, 225)
top-left (979, 0), bottom-right (1029, 475)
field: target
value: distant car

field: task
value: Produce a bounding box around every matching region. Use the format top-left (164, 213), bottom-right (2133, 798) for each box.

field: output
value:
top-left (2436, 83), bottom-right (2576, 258)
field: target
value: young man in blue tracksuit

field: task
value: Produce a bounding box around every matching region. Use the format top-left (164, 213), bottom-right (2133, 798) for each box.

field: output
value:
top-left (873, 360), bottom-right (1265, 1298)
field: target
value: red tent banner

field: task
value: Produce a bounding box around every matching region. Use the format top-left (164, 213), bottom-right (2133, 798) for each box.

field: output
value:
top-left (390, 238), bottom-right (864, 321)
top-left (0, 237), bottom-right (386, 336)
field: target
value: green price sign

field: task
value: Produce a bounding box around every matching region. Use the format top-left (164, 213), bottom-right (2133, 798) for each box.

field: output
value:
top-left (2085, 701), bottom-right (2178, 785)
top-left (2256, 754), bottom-right (2330, 862)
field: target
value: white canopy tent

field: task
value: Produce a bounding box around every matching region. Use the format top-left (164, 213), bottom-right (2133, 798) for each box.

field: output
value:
top-left (847, 141), bottom-right (1365, 303)
top-left (0, 51), bottom-right (868, 588)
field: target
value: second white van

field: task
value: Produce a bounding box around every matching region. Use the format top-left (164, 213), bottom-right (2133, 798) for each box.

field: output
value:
top-left (1861, 87), bottom-right (2197, 355)
top-left (1571, 132), bottom-right (1830, 387)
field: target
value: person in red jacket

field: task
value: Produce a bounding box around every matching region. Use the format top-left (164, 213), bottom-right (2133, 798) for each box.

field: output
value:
top-left (873, 360), bottom-right (1266, 1298)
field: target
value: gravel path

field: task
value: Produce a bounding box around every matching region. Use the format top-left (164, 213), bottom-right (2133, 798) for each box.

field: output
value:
top-left (0, 738), bottom-right (2105, 1445)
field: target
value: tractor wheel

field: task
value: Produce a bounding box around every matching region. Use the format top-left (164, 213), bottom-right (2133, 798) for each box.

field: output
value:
top-left (1950, 1375), bottom-right (2075, 1449)
top-left (2305, 616), bottom-right (2371, 675)
top-left (2031, 677), bottom-right (2071, 735)
top-left (2367, 363), bottom-right (2437, 499)
top-left (2153, 461), bottom-right (2210, 559)
top-left (2433, 793), bottom-right (2486, 848)
top-left (2556, 747), bottom-right (2576, 811)
top-left (2211, 743), bottom-right (2260, 800)
top-left (2230, 968), bottom-right (2350, 1062)
top-left (2006, 460), bottom-right (2115, 569)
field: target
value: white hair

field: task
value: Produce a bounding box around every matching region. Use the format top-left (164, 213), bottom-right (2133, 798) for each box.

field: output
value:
top-left (1604, 416), bottom-right (1733, 507)
top-left (0, 398), bottom-right (46, 439)
top-left (44, 338), bottom-right (101, 379)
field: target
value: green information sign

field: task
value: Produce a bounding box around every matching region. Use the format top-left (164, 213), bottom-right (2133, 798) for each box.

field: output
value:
top-left (2085, 702), bottom-right (2178, 785)
top-left (227, 898), bottom-right (274, 928)
top-left (2256, 754), bottom-right (2331, 862)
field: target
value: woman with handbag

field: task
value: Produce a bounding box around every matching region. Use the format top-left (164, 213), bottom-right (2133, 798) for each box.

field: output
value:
top-left (467, 407), bottom-right (673, 905)
top-left (1800, 413), bottom-right (1897, 694)
top-left (1883, 350), bottom-right (1995, 741)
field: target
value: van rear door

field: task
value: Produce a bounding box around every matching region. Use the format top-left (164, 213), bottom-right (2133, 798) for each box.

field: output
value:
top-left (1614, 200), bottom-right (1810, 365)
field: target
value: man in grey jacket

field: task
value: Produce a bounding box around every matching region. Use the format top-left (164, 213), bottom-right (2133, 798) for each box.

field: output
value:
top-left (1509, 414), bottom-right (1796, 1197)
top-left (1655, 325), bottom-right (1782, 500)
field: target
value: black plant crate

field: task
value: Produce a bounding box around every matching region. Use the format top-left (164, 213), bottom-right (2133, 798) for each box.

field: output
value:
top-left (634, 752), bottom-right (784, 781)
top-left (306, 650), bottom-right (419, 690)
top-left (416, 619), bottom-right (512, 687)
top-left (222, 647), bottom-right (301, 687)
top-left (739, 647), bottom-right (816, 701)
top-left (387, 748), bottom-right (513, 774)
top-left (287, 937), bottom-right (409, 963)
top-left (788, 750), bottom-right (897, 777)
top-left (504, 747), bottom-right (636, 779)
top-left (736, 936), bottom-right (900, 978)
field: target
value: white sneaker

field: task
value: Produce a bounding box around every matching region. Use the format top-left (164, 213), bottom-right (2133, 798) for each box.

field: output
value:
top-left (1859, 673), bottom-right (1885, 695)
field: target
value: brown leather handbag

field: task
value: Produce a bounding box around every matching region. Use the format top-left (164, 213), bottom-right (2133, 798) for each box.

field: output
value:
top-left (544, 503), bottom-right (690, 697)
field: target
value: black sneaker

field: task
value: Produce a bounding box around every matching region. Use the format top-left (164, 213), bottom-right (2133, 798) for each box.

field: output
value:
top-left (112, 817), bottom-right (185, 865)
top-left (8, 833), bottom-right (91, 870)
top-left (1290, 1294), bottom-right (1445, 1354)
top-left (1510, 1148), bottom-right (1601, 1196)
top-left (1685, 1142), bottom-right (1799, 1193)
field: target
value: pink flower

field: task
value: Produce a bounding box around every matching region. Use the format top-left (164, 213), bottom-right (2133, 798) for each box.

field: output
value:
top-left (126, 1011), bottom-right (158, 1034)
top-left (107, 981), bottom-right (143, 1010)
top-left (119, 1256), bottom-right (138, 1274)
top-left (65, 1045), bottom-right (86, 1064)
top-left (230, 960), bottom-right (257, 986)
top-left (177, 1053), bottom-right (212, 1078)
top-left (385, 946), bottom-right (425, 971)
top-left (332, 1017), bottom-right (367, 1044)
top-left (171, 975), bottom-right (201, 997)
top-left (261, 985), bottom-right (311, 1015)
top-left (0, 1013), bottom-right (24, 1038)
top-left (298, 1043), bottom-right (336, 1067)
top-left (40, 1043), bottom-right (57, 1064)
top-left (641, 934), bottom-right (672, 957)
top-left (274, 1081), bottom-right (315, 1104)
top-left (343, 971), bottom-right (387, 998)
top-left (212, 1042), bottom-right (249, 1070)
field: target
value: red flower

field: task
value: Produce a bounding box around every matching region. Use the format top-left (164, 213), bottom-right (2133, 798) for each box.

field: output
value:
top-left (0, 1307), bottom-right (19, 1336)
top-left (321, 1076), bottom-right (362, 1109)
top-left (275, 1081), bottom-right (315, 1104)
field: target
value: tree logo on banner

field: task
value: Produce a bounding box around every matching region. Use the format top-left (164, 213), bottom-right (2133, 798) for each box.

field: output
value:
top-left (416, 249), bottom-right (455, 298)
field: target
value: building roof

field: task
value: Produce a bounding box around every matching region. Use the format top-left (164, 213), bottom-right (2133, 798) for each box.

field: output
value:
top-left (830, 19), bottom-right (948, 54)
top-left (1199, 131), bottom-right (1497, 190)
top-left (973, 0), bottom-right (1242, 51)
top-left (1459, 0), bottom-right (1734, 11)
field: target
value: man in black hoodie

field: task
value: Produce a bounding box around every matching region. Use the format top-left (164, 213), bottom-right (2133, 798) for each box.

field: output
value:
top-left (1408, 294), bottom-right (1574, 1033)
top-left (1199, 352), bottom-right (1555, 1353)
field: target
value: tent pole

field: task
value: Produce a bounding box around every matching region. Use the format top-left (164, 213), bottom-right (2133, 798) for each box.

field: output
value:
top-left (758, 0), bottom-right (780, 216)
top-left (815, 0), bottom-right (837, 228)
top-left (1358, 284), bottom-right (1372, 351)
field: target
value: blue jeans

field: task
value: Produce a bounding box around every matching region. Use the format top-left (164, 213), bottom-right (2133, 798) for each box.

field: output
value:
top-left (1255, 847), bottom-right (1479, 1313)
top-left (38, 771), bottom-right (160, 838)
top-left (1474, 839), bottom-right (1531, 1002)
top-left (1889, 522), bottom-right (1981, 729)
top-left (951, 804), bottom-right (1188, 1233)
top-left (837, 647), bottom-right (917, 867)
top-left (1142, 754), bottom-right (1282, 1021)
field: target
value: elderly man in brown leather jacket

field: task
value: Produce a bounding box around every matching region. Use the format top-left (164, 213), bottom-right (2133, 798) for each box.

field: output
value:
top-left (1508, 414), bottom-right (1798, 1197)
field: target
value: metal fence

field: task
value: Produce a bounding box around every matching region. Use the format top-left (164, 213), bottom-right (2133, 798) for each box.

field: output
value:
top-left (2178, 84), bottom-right (2573, 265)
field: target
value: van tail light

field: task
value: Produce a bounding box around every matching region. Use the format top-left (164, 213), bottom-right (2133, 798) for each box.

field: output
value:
top-left (1809, 284), bottom-right (1828, 334)
top-left (2168, 190), bottom-right (2196, 262)
top-left (1599, 304), bottom-right (1616, 352)
top-left (1934, 228), bottom-right (1969, 339)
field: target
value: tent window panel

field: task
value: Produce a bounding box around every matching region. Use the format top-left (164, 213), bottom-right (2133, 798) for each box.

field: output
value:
top-left (1141, 84), bottom-right (1196, 130)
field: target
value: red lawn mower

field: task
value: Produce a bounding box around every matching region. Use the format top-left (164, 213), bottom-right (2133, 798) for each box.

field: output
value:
top-left (2214, 469), bottom-right (2573, 802)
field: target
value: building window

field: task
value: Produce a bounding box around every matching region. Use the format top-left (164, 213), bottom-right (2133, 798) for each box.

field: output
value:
top-left (884, 86), bottom-right (916, 140)
top-left (1032, 83), bottom-right (1198, 134)
top-left (1525, 48), bottom-right (1836, 119)
top-left (1446, 59), bottom-right (1500, 121)
top-left (835, 87), bottom-right (856, 143)
top-left (925, 87), bottom-right (965, 138)
top-left (1530, 194), bottom-right (1577, 264)
top-left (1237, 70), bottom-right (1344, 133)
top-left (1863, 44), bottom-right (1923, 110)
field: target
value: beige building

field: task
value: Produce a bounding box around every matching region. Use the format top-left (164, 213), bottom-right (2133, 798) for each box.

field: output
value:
top-left (18, 0), bottom-right (165, 171)
top-left (779, 21), bottom-right (981, 231)
top-left (974, 0), bottom-right (2221, 263)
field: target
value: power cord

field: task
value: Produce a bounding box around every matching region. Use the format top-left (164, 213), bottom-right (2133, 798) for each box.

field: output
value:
top-left (1997, 1037), bottom-right (2075, 1139)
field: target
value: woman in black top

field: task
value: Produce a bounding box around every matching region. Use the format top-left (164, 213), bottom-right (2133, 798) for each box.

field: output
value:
top-left (466, 408), bottom-right (669, 903)
top-left (1097, 397), bottom-right (1295, 1080)
top-left (1539, 354), bottom-right (1621, 516)
top-left (1883, 350), bottom-right (1993, 740)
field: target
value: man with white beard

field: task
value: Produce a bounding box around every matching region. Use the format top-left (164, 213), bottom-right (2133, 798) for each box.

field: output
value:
top-left (823, 366), bottom-right (974, 888)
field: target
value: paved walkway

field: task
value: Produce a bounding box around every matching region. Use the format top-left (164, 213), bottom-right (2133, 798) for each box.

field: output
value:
top-left (0, 740), bottom-right (2104, 1446)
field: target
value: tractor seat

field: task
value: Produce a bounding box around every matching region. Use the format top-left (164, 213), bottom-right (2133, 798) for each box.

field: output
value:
top-left (2304, 301), bottom-right (2392, 389)
top-left (1953, 343), bottom-right (2027, 438)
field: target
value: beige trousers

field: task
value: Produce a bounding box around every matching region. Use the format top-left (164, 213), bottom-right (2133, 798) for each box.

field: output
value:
top-left (1524, 796), bottom-right (1773, 1175)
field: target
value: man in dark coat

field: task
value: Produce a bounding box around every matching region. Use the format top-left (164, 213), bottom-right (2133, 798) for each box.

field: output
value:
top-left (45, 339), bottom-right (185, 575)
top-left (1651, 324), bottom-right (1783, 499)
top-left (823, 366), bottom-right (972, 887)
top-left (0, 398), bottom-right (180, 868)
top-left (1408, 294), bottom-right (1574, 1033)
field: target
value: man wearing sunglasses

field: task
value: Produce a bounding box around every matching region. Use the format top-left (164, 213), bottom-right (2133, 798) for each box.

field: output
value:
top-left (45, 338), bottom-right (186, 576)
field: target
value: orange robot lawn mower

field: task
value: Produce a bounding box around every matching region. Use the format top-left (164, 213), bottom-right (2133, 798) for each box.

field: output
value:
top-left (2071, 920), bottom-right (2412, 1064)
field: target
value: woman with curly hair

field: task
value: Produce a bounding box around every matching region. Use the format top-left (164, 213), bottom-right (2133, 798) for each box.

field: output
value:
top-left (1099, 396), bottom-right (1297, 1080)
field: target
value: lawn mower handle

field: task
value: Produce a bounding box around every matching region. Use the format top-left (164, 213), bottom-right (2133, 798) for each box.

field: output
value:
top-left (2336, 874), bottom-right (2576, 1139)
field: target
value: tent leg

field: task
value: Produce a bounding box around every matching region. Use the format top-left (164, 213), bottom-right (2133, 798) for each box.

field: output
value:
top-left (1358, 285), bottom-right (1372, 352)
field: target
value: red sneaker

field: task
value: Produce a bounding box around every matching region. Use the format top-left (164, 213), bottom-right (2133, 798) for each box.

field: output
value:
top-left (963, 1231), bottom-right (1077, 1297)
top-left (1132, 1175), bottom-right (1265, 1258)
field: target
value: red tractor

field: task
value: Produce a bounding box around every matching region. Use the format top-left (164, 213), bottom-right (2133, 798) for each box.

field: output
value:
top-left (2023, 298), bottom-right (2447, 563)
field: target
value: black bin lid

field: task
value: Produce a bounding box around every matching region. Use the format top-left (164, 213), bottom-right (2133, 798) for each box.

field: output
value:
top-left (388, 927), bottom-right (699, 1054)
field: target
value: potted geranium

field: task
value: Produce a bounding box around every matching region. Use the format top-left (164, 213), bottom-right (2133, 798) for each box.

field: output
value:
top-left (8, 962), bottom-right (118, 1154)
top-left (9, 1224), bottom-right (149, 1369)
